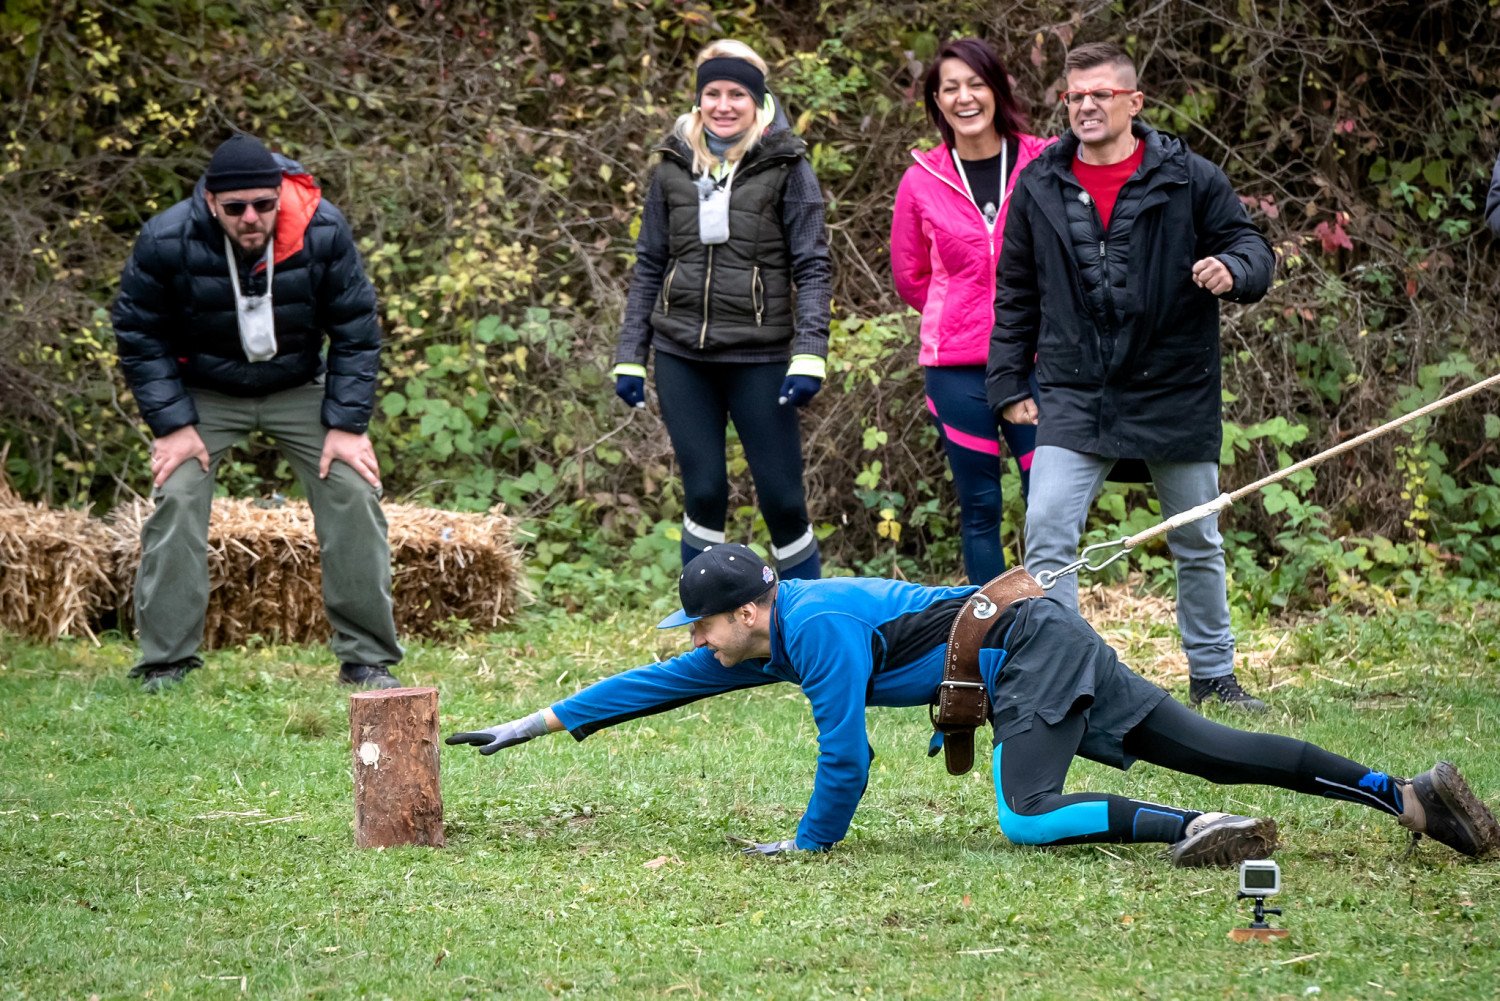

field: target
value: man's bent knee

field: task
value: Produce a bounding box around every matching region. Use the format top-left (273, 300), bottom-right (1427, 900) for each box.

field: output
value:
top-left (319, 460), bottom-right (382, 503)
top-left (997, 804), bottom-right (1056, 846)
top-left (996, 796), bottom-right (1110, 846)
top-left (153, 460), bottom-right (213, 503)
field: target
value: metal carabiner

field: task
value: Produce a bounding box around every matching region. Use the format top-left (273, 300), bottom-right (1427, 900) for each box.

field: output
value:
top-left (1035, 538), bottom-right (1133, 589)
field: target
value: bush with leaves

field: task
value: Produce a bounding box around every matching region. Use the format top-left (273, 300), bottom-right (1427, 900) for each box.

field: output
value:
top-left (3, 0), bottom-right (1499, 607)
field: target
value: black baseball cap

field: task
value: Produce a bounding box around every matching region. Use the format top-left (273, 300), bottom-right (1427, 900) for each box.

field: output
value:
top-left (657, 544), bottom-right (778, 629)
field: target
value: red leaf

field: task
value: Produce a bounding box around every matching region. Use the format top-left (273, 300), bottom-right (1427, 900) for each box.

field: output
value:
top-left (1243, 195), bottom-right (1280, 220)
top-left (1405, 277), bottom-right (1418, 298)
top-left (1337, 119), bottom-right (1356, 134)
top-left (1314, 219), bottom-right (1353, 254)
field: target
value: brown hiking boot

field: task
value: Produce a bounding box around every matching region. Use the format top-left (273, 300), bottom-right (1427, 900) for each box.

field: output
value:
top-left (1397, 762), bottom-right (1500, 858)
top-left (1170, 813), bottom-right (1279, 868)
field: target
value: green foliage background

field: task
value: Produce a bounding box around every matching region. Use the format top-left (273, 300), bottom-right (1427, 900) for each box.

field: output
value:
top-left (4, 0), bottom-right (1500, 609)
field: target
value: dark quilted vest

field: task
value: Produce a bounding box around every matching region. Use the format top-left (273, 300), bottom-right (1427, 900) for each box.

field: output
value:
top-left (649, 131), bottom-right (804, 352)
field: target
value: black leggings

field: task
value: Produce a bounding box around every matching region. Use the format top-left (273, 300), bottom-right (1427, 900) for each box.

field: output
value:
top-left (655, 352), bottom-right (815, 569)
top-left (993, 697), bottom-right (1403, 846)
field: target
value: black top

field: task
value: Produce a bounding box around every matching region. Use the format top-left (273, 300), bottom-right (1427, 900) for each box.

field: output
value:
top-left (960, 136), bottom-right (1019, 226)
top-left (112, 156), bottom-right (382, 437)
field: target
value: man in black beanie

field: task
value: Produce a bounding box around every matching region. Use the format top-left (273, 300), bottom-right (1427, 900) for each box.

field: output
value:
top-left (112, 132), bottom-right (404, 692)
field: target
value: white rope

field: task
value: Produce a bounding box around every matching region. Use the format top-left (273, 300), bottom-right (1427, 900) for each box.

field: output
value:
top-left (1037, 370), bottom-right (1500, 588)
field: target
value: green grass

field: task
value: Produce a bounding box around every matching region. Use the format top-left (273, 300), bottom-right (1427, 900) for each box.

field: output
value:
top-left (2, 603), bottom-right (1498, 999)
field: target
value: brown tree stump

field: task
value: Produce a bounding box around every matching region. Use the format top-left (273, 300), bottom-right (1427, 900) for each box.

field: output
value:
top-left (350, 686), bottom-right (445, 848)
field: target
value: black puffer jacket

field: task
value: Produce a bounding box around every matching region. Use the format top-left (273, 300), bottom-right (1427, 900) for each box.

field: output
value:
top-left (112, 155), bottom-right (381, 437)
top-left (986, 123), bottom-right (1274, 463)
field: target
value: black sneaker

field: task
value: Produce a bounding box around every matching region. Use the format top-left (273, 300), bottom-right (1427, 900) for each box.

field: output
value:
top-left (1170, 813), bottom-right (1279, 868)
top-left (338, 663), bottom-right (402, 690)
top-left (1397, 762), bottom-right (1500, 858)
top-left (131, 657), bottom-right (201, 693)
top-left (1189, 673), bottom-right (1267, 712)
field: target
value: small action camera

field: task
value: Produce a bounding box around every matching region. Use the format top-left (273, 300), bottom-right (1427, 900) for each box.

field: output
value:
top-left (1238, 859), bottom-right (1281, 898)
top-left (1232, 858), bottom-right (1287, 940)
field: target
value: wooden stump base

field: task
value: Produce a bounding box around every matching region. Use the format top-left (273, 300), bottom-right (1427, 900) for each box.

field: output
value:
top-left (1228, 927), bottom-right (1289, 943)
top-left (350, 686), bottom-right (445, 848)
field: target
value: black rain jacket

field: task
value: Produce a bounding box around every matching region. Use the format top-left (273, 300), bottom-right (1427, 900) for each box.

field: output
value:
top-left (986, 123), bottom-right (1274, 462)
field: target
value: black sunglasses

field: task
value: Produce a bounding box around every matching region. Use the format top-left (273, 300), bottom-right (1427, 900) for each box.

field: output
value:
top-left (218, 197), bottom-right (279, 217)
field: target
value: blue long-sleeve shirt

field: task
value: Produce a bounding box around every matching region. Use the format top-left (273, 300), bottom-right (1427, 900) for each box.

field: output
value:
top-left (551, 577), bottom-right (981, 851)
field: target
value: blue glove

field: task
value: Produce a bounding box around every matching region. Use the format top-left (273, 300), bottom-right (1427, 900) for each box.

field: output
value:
top-left (741, 838), bottom-right (799, 856)
top-left (778, 375), bottom-right (822, 407)
top-left (614, 375), bottom-right (646, 409)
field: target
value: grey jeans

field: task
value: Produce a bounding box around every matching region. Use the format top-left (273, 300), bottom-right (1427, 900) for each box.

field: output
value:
top-left (132, 381), bottom-right (402, 672)
top-left (1022, 445), bottom-right (1234, 680)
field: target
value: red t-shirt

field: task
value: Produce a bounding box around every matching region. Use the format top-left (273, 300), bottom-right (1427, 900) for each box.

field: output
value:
top-left (1070, 141), bottom-right (1145, 230)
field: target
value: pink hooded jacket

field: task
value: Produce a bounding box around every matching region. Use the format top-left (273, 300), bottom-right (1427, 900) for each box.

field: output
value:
top-left (891, 135), bottom-right (1055, 367)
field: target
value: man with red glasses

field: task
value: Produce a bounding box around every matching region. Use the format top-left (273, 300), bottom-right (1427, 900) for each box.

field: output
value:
top-left (987, 42), bottom-right (1275, 711)
top-left (112, 133), bottom-right (402, 692)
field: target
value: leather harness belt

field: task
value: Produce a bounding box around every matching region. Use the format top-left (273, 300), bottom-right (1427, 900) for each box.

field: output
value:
top-left (931, 567), bottom-right (1046, 775)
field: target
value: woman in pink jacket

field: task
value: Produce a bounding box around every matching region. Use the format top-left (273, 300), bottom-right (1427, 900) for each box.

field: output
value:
top-left (891, 38), bottom-right (1055, 583)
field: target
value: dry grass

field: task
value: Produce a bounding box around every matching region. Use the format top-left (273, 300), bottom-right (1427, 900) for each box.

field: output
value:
top-left (105, 498), bottom-right (527, 647)
top-left (0, 500), bottom-right (116, 642)
top-left (1080, 575), bottom-right (1295, 688)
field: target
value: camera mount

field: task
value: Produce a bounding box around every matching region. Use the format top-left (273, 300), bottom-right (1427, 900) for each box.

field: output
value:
top-left (1229, 891), bottom-right (1288, 942)
top-left (1229, 860), bottom-right (1289, 942)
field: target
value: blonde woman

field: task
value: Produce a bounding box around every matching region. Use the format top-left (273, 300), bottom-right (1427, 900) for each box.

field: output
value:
top-left (612, 41), bottom-right (832, 578)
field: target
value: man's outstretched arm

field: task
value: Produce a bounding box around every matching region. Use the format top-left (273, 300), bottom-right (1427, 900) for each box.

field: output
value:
top-left (445, 648), bottom-right (775, 753)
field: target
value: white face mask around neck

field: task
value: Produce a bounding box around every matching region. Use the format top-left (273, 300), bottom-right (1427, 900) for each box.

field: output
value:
top-left (224, 234), bottom-right (278, 362)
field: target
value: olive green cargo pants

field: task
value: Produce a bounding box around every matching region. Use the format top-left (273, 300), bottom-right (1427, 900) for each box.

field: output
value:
top-left (131, 381), bottom-right (402, 672)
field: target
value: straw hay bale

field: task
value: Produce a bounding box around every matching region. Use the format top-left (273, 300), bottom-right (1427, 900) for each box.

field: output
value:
top-left (107, 498), bottom-right (322, 647)
top-left (385, 503), bottom-right (527, 635)
top-left (0, 501), bottom-right (115, 642)
top-left (108, 498), bottom-right (526, 647)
